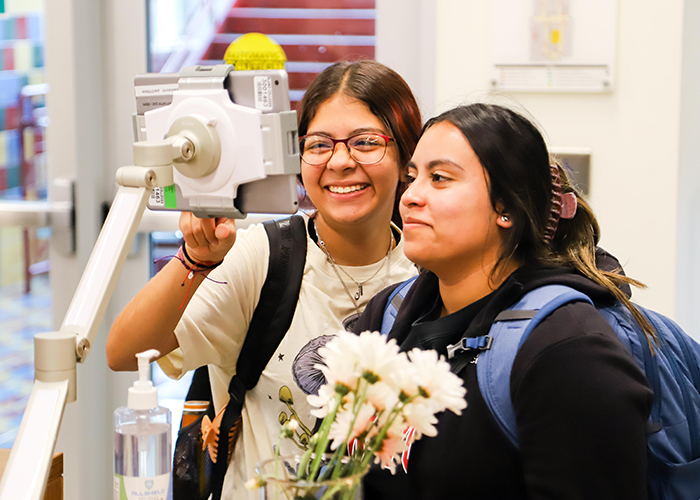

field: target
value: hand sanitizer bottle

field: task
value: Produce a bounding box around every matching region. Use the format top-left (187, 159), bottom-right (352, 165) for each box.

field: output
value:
top-left (114, 349), bottom-right (172, 500)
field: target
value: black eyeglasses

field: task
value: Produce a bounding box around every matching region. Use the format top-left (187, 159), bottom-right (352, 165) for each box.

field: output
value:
top-left (298, 133), bottom-right (394, 166)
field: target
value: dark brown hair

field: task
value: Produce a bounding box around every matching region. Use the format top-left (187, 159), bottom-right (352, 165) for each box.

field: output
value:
top-left (424, 103), bottom-right (655, 342)
top-left (296, 60), bottom-right (423, 226)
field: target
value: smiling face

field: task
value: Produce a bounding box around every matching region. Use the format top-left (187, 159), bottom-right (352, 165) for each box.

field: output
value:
top-left (300, 93), bottom-right (400, 232)
top-left (400, 121), bottom-right (511, 281)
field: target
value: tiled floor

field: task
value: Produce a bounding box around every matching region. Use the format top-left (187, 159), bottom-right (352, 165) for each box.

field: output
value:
top-left (0, 274), bottom-right (51, 447)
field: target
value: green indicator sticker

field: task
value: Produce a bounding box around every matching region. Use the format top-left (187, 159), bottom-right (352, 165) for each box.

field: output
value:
top-left (164, 185), bottom-right (177, 209)
top-left (116, 474), bottom-right (128, 500)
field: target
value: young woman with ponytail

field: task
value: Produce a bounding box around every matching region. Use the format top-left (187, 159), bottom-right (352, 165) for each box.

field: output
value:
top-left (354, 103), bottom-right (653, 499)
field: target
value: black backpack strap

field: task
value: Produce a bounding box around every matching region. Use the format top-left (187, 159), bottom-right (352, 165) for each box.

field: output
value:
top-left (210, 214), bottom-right (307, 500)
top-left (184, 365), bottom-right (212, 403)
top-left (235, 215), bottom-right (308, 387)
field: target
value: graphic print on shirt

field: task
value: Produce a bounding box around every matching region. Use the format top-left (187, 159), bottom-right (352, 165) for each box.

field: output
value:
top-left (291, 335), bottom-right (335, 396)
top-left (343, 312), bottom-right (361, 332)
top-left (271, 334), bottom-right (339, 450)
top-left (277, 385), bottom-right (312, 449)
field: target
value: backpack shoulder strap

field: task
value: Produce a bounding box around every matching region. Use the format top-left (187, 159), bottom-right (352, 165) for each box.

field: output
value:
top-left (211, 214), bottom-right (307, 500)
top-left (235, 214), bottom-right (308, 387)
top-left (380, 275), bottom-right (419, 336)
top-left (473, 285), bottom-right (592, 448)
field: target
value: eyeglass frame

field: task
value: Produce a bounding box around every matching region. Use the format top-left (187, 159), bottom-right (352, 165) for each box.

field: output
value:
top-left (298, 132), bottom-right (395, 166)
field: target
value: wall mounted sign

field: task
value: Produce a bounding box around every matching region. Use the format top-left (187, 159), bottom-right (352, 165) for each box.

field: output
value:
top-left (491, 0), bottom-right (617, 92)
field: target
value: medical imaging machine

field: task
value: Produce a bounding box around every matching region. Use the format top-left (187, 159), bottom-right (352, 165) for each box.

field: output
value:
top-left (0, 64), bottom-right (300, 500)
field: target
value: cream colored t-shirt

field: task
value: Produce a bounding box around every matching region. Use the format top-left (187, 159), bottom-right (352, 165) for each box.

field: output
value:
top-left (158, 214), bottom-right (417, 499)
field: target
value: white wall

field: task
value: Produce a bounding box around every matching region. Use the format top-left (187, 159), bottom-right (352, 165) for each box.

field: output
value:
top-left (45, 1), bottom-right (149, 499)
top-left (101, 2), bottom-right (154, 498)
top-left (432, 0), bottom-right (685, 320)
top-left (675, 1), bottom-right (700, 339)
top-left (45, 0), bottom-right (109, 499)
top-left (376, 0), bottom-right (437, 119)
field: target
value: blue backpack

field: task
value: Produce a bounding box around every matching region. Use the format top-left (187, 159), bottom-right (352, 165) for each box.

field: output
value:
top-left (382, 281), bottom-right (700, 500)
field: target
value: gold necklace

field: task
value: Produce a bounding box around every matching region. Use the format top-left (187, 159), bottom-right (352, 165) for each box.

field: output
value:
top-left (334, 240), bottom-right (393, 299)
top-left (313, 218), bottom-right (393, 313)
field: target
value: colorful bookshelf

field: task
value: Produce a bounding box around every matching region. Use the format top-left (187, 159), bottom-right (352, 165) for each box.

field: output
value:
top-left (0, 0), bottom-right (47, 292)
top-left (0, 2), bottom-right (45, 201)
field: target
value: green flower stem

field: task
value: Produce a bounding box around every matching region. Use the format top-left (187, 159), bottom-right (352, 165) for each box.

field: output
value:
top-left (360, 407), bottom-right (399, 470)
top-left (359, 394), bottom-right (418, 471)
top-left (309, 392), bottom-right (343, 480)
top-left (274, 429), bottom-right (283, 481)
top-left (319, 441), bottom-right (346, 482)
top-left (352, 378), bottom-right (368, 414)
top-left (326, 379), bottom-right (370, 481)
top-left (342, 485), bottom-right (358, 500)
top-left (318, 482), bottom-right (345, 500)
top-left (296, 447), bottom-right (314, 480)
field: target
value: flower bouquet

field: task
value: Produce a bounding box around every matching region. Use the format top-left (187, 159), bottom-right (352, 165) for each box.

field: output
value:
top-left (248, 330), bottom-right (467, 499)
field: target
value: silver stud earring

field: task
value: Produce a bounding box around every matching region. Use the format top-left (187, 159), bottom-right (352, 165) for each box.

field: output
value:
top-left (501, 215), bottom-right (510, 222)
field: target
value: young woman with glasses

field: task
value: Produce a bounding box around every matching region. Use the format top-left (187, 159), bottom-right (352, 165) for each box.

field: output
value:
top-left (106, 60), bottom-right (422, 499)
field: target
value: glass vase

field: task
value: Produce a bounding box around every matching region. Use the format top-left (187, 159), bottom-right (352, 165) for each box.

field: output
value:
top-left (255, 453), bottom-right (366, 500)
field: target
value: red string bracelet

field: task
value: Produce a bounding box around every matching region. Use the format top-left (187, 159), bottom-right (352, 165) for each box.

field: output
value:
top-left (154, 247), bottom-right (227, 309)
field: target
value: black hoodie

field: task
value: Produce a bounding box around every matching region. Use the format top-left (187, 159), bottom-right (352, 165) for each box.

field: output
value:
top-left (354, 250), bottom-right (652, 500)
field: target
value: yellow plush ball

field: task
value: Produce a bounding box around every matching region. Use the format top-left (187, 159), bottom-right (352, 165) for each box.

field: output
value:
top-left (224, 33), bottom-right (287, 71)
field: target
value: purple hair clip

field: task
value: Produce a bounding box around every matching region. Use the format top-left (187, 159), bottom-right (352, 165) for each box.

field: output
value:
top-left (544, 165), bottom-right (577, 243)
top-left (560, 192), bottom-right (577, 220)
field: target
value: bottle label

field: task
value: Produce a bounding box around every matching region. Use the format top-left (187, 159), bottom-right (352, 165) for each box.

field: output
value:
top-left (114, 473), bottom-right (170, 500)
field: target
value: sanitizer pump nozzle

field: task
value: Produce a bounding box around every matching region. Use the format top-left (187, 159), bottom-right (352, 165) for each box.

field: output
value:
top-left (128, 349), bottom-right (160, 410)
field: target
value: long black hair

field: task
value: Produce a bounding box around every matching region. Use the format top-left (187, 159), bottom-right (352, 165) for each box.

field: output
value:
top-left (424, 103), bottom-right (654, 341)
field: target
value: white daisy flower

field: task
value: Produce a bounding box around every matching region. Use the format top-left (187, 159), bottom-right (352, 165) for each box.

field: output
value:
top-left (307, 384), bottom-right (341, 419)
top-left (406, 348), bottom-right (467, 415)
top-left (328, 399), bottom-right (376, 451)
top-left (316, 332), bottom-right (362, 390)
top-left (402, 400), bottom-right (439, 438)
top-left (366, 380), bottom-right (400, 412)
top-left (284, 333), bottom-right (466, 485)
top-left (354, 331), bottom-right (403, 383)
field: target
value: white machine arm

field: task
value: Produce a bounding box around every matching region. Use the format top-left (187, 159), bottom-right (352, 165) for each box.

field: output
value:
top-left (0, 64), bottom-right (300, 497)
top-left (0, 380), bottom-right (68, 500)
top-left (0, 123), bottom-right (207, 500)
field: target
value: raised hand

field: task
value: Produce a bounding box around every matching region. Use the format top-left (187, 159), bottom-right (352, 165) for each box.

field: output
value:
top-left (179, 212), bottom-right (237, 264)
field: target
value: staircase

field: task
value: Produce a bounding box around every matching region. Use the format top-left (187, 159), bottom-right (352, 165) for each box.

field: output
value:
top-left (202, 0), bottom-right (376, 107)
